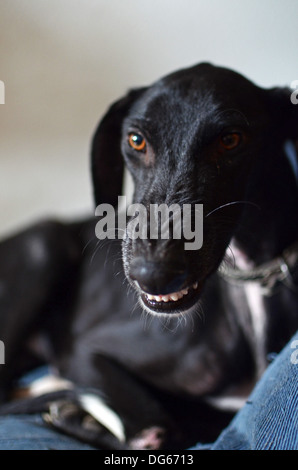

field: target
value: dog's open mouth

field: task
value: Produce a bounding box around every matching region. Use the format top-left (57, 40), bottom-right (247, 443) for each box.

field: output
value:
top-left (139, 281), bottom-right (203, 315)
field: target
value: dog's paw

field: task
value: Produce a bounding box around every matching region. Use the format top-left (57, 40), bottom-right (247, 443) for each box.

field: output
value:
top-left (43, 398), bottom-right (128, 450)
top-left (42, 396), bottom-right (168, 450)
top-left (128, 426), bottom-right (166, 450)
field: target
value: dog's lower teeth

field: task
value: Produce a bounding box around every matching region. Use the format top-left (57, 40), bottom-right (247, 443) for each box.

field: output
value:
top-left (145, 282), bottom-right (199, 303)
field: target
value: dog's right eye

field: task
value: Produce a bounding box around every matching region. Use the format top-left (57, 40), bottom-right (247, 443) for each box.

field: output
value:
top-left (128, 133), bottom-right (146, 152)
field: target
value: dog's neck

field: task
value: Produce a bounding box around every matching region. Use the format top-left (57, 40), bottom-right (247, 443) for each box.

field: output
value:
top-left (233, 140), bottom-right (298, 267)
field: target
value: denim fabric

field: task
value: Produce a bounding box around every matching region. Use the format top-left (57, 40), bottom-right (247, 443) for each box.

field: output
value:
top-left (0, 414), bottom-right (96, 450)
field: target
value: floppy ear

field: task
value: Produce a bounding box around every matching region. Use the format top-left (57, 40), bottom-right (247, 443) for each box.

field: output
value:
top-left (267, 86), bottom-right (298, 142)
top-left (91, 88), bottom-right (147, 207)
top-left (264, 87), bottom-right (298, 183)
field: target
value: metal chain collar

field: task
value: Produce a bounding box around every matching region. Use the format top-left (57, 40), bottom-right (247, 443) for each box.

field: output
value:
top-left (218, 240), bottom-right (298, 296)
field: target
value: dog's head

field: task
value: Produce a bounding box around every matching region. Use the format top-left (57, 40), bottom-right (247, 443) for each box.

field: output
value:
top-left (92, 63), bottom-right (298, 316)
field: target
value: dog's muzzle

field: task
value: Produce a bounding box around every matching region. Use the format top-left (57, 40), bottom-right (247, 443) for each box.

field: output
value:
top-left (129, 257), bottom-right (203, 315)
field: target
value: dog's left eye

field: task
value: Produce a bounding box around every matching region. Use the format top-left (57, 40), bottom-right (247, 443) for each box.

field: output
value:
top-left (128, 133), bottom-right (147, 152)
top-left (220, 132), bottom-right (242, 150)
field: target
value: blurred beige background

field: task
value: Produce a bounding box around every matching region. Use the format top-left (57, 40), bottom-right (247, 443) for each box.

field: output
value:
top-left (1, 0), bottom-right (298, 238)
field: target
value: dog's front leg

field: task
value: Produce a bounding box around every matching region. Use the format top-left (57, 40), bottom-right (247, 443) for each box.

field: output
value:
top-left (52, 353), bottom-right (182, 450)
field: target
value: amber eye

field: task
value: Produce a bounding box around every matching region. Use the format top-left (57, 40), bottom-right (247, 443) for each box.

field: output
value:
top-left (128, 133), bottom-right (146, 151)
top-left (220, 132), bottom-right (242, 150)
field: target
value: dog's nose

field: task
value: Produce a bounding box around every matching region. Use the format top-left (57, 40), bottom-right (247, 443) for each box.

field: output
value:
top-left (129, 257), bottom-right (188, 295)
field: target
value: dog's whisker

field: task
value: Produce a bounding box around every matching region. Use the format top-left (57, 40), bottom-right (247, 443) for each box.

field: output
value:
top-left (205, 201), bottom-right (261, 218)
top-left (89, 240), bottom-right (105, 266)
top-left (81, 237), bottom-right (95, 255)
top-left (89, 236), bottom-right (122, 266)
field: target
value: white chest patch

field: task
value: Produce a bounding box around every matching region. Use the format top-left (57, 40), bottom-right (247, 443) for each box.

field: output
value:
top-left (243, 282), bottom-right (268, 377)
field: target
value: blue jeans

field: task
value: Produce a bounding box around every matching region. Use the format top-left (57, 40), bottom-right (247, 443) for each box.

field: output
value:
top-left (0, 331), bottom-right (297, 450)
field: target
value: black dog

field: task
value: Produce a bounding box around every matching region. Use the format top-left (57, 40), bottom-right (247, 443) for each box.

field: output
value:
top-left (0, 63), bottom-right (297, 450)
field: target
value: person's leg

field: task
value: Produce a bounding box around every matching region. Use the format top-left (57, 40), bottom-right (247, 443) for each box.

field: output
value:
top-left (0, 414), bottom-right (97, 450)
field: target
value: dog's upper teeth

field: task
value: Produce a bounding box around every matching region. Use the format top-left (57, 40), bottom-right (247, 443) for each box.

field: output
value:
top-left (169, 293), bottom-right (179, 301)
